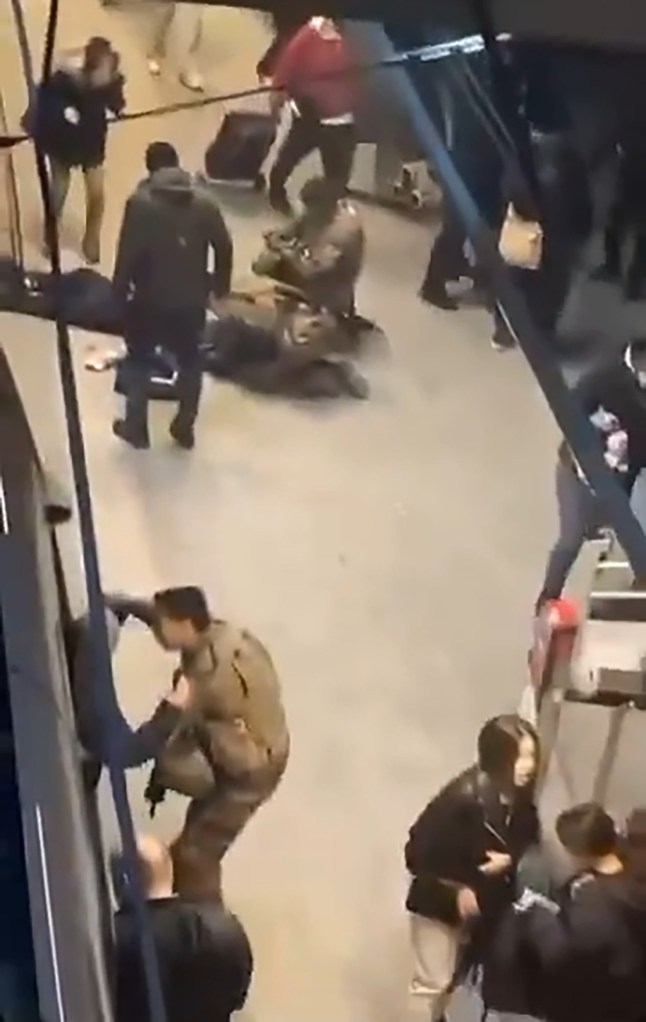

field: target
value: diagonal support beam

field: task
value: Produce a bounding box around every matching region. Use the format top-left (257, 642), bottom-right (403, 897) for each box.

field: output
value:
top-left (360, 22), bottom-right (646, 580)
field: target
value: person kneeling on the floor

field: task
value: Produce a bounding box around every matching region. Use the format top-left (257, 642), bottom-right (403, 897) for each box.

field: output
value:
top-left (111, 147), bottom-right (233, 451)
top-left (116, 586), bottom-right (290, 901)
top-left (404, 715), bottom-right (541, 1022)
top-left (31, 36), bottom-right (125, 265)
top-left (114, 835), bottom-right (252, 1022)
top-left (255, 176), bottom-right (366, 323)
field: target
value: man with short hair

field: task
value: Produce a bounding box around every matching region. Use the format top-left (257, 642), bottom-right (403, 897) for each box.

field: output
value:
top-left (517, 803), bottom-right (646, 1022)
top-left (114, 587), bottom-right (290, 900)
top-left (114, 834), bottom-right (252, 1022)
top-left (112, 150), bottom-right (233, 450)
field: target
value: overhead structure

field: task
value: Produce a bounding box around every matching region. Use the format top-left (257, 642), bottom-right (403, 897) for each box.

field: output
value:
top-left (177, 0), bottom-right (646, 50)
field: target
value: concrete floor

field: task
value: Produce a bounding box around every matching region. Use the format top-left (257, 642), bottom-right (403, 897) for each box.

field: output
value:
top-left (3, 4), bottom-right (646, 1022)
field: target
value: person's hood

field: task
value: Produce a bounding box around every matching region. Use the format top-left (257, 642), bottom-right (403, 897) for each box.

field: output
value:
top-left (148, 167), bottom-right (195, 205)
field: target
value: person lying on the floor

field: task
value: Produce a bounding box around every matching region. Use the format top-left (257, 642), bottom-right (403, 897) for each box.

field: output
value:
top-left (254, 176), bottom-right (365, 319)
top-left (205, 280), bottom-right (369, 399)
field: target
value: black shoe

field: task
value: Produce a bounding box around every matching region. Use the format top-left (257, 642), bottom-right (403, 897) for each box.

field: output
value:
top-left (169, 418), bottom-right (195, 450)
top-left (625, 281), bottom-right (644, 302)
top-left (268, 190), bottom-right (293, 217)
top-left (590, 263), bottom-right (618, 283)
top-left (112, 419), bottom-right (149, 450)
top-left (491, 330), bottom-right (517, 352)
top-left (419, 286), bottom-right (458, 311)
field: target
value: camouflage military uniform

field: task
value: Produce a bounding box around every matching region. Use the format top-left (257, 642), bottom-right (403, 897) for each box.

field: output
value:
top-left (153, 621), bottom-right (289, 898)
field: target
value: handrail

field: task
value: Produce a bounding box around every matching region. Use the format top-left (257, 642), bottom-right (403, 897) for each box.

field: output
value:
top-left (0, 91), bottom-right (25, 273)
top-left (6, 1), bottom-right (168, 1021)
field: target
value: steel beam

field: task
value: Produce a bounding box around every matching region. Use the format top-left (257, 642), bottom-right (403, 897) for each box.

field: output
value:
top-left (360, 22), bottom-right (646, 579)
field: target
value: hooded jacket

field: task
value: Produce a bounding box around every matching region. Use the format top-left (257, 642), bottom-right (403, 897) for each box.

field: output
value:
top-left (576, 345), bottom-right (646, 480)
top-left (112, 168), bottom-right (233, 313)
top-left (520, 870), bottom-right (646, 1022)
top-left (405, 766), bottom-right (540, 930)
top-left (34, 53), bottom-right (125, 168)
top-left (68, 606), bottom-right (183, 788)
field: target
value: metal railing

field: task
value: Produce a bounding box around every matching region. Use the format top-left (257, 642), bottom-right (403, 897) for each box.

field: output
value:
top-left (0, 90), bottom-right (25, 274)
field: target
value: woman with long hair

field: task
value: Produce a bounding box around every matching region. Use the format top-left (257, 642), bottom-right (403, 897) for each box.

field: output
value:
top-left (404, 715), bottom-right (541, 1021)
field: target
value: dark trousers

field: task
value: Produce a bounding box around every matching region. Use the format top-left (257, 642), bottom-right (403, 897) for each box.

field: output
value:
top-left (421, 208), bottom-right (469, 295)
top-left (538, 457), bottom-right (600, 604)
top-left (123, 305), bottom-right (205, 439)
top-left (268, 115), bottom-right (356, 199)
top-left (603, 196), bottom-right (646, 298)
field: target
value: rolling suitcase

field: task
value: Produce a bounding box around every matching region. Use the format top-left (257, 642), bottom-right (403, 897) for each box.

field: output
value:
top-left (204, 111), bottom-right (276, 189)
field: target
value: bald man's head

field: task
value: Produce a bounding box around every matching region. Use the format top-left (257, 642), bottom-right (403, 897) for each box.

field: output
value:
top-left (136, 833), bottom-right (174, 896)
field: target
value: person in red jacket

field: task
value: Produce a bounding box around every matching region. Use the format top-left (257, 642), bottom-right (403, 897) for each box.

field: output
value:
top-left (268, 17), bottom-right (357, 215)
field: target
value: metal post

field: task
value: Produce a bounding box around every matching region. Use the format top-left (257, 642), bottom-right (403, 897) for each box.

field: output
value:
top-left (361, 22), bottom-right (646, 579)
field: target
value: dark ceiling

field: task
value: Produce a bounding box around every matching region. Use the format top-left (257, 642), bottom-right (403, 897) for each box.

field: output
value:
top-left (176, 0), bottom-right (646, 50)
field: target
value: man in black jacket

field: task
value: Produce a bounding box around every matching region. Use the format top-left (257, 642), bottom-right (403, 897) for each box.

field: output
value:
top-left (34, 36), bottom-right (125, 264)
top-left (114, 834), bottom-right (252, 1022)
top-left (69, 598), bottom-right (193, 789)
top-left (515, 804), bottom-right (646, 1022)
top-left (111, 153), bottom-right (233, 451)
top-left (404, 715), bottom-right (540, 1021)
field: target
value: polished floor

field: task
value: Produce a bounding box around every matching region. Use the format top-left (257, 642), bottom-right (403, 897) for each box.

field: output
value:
top-left (2, 4), bottom-right (646, 1022)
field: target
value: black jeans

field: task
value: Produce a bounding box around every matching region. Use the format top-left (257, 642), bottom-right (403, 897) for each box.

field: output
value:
top-left (604, 196), bottom-right (646, 298)
top-left (268, 115), bottom-right (356, 199)
top-left (421, 208), bottom-right (469, 294)
top-left (123, 304), bottom-right (205, 438)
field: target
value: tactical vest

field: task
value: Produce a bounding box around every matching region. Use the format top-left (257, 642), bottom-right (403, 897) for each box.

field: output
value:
top-left (154, 621), bottom-right (289, 799)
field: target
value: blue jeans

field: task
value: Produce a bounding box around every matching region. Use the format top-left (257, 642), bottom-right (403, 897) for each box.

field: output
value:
top-left (538, 457), bottom-right (599, 604)
top-left (123, 304), bottom-right (205, 439)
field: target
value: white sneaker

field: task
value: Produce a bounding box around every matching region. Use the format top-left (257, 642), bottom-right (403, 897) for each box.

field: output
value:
top-left (147, 57), bottom-right (162, 76)
top-left (179, 70), bottom-right (204, 92)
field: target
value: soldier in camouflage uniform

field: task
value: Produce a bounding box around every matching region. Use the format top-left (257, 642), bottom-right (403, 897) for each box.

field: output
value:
top-left (116, 586), bottom-right (289, 899)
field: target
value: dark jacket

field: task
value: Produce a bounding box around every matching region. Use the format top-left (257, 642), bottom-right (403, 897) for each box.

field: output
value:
top-left (520, 871), bottom-right (646, 1022)
top-left (34, 56), bottom-right (125, 168)
top-left (115, 897), bottom-right (252, 1022)
top-left (405, 767), bottom-right (540, 931)
top-left (112, 168), bottom-right (233, 313)
top-left (68, 606), bottom-right (182, 787)
top-left (577, 350), bottom-right (646, 479)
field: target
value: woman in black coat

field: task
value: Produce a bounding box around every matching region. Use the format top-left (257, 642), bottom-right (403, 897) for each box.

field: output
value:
top-left (34, 36), bottom-right (125, 264)
top-left (404, 715), bottom-right (541, 1021)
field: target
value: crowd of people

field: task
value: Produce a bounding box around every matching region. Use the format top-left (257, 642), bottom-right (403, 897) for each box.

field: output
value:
top-left (20, 11), bottom-right (646, 1022)
top-left (406, 716), bottom-right (646, 1022)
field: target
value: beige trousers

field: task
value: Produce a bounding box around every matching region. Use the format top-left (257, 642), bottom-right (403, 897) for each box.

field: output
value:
top-left (148, 2), bottom-right (203, 70)
top-left (48, 160), bottom-right (105, 262)
top-left (409, 914), bottom-right (462, 1021)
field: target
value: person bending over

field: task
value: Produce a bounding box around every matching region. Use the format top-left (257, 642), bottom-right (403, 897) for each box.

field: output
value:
top-left (34, 36), bottom-right (125, 264)
top-left (268, 17), bottom-right (357, 215)
top-left (404, 715), bottom-right (540, 1022)
top-left (111, 150), bottom-right (232, 451)
top-left (114, 834), bottom-right (252, 1022)
top-left (114, 587), bottom-right (290, 902)
top-left (68, 597), bottom-right (194, 790)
